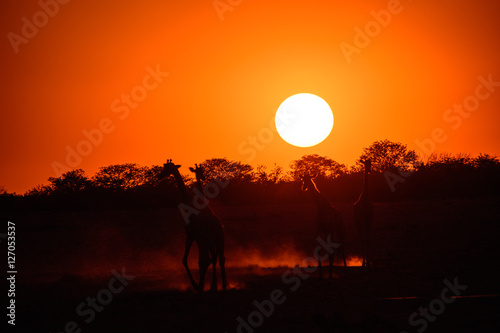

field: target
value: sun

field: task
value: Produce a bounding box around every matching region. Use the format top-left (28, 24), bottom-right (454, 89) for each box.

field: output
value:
top-left (275, 93), bottom-right (334, 147)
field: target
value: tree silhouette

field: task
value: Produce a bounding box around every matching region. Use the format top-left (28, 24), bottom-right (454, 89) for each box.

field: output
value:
top-left (7, 140), bottom-right (500, 209)
top-left (290, 154), bottom-right (346, 181)
top-left (473, 154), bottom-right (500, 169)
top-left (255, 163), bottom-right (285, 184)
top-left (143, 165), bottom-right (166, 186)
top-left (255, 165), bottom-right (269, 184)
top-left (269, 163), bottom-right (285, 183)
top-left (356, 139), bottom-right (418, 173)
top-left (92, 163), bottom-right (149, 190)
top-left (200, 158), bottom-right (253, 183)
top-left (400, 152), bottom-right (500, 199)
top-left (423, 153), bottom-right (473, 171)
top-left (25, 184), bottom-right (53, 196)
top-left (48, 169), bottom-right (90, 193)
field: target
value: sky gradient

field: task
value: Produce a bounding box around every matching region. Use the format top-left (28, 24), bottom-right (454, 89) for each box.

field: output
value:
top-left (1, 0), bottom-right (500, 193)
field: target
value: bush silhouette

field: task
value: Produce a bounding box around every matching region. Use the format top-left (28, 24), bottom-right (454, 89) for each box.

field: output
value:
top-left (356, 139), bottom-right (418, 173)
top-left (4, 140), bottom-right (499, 212)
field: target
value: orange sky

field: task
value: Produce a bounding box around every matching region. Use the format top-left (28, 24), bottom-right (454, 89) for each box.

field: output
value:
top-left (1, 0), bottom-right (500, 193)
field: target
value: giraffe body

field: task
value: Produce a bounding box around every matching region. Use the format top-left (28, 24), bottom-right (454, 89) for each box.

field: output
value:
top-left (160, 160), bottom-right (226, 292)
top-left (301, 174), bottom-right (347, 278)
top-left (353, 160), bottom-right (373, 268)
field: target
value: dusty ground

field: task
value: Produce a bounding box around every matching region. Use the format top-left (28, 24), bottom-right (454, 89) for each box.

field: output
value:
top-left (7, 197), bottom-right (500, 332)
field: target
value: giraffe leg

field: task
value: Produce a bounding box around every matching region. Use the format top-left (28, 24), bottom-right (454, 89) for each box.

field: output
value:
top-left (366, 223), bottom-right (371, 268)
top-left (318, 255), bottom-right (323, 278)
top-left (210, 247), bottom-right (218, 292)
top-left (363, 243), bottom-right (367, 268)
top-left (327, 231), bottom-right (335, 278)
top-left (219, 255), bottom-right (227, 292)
top-left (361, 231), bottom-right (367, 268)
top-left (336, 218), bottom-right (347, 270)
top-left (218, 238), bottom-right (227, 292)
top-left (198, 247), bottom-right (210, 294)
top-left (182, 235), bottom-right (198, 291)
top-left (328, 251), bottom-right (334, 279)
top-left (361, 239), bottom-right (365, 268)
top-left (341, 245), bottom-right (347, 272)
top-left (315, 232), bottom-right (326, 279)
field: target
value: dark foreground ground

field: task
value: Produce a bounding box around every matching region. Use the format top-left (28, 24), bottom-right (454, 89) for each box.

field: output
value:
top-left (4, 197), bottom-right (500, 332)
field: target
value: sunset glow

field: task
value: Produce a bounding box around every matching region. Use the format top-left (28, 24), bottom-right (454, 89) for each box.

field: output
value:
top-left (1, 0), bottom-right (500, 193)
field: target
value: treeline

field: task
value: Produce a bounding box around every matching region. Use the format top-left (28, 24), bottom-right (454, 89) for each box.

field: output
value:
top-left (1, 140), bottom-right (499, 212)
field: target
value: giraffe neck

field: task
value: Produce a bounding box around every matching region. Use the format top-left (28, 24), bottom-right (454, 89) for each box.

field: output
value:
top-left (309, 186), bottom-right (334, 234)
top-left (309, 185), bottom-right (329, 208)
top-left (362, 167), bottom-right (369, 199)
top-left (194, 178), bottom-right (206, 200)
top-left (172, 169), bottom-right (192, 204)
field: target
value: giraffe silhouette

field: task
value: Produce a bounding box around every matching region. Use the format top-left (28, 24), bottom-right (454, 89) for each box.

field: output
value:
top-left (300, 172), bottom-right (347, 278)
top-left (353, 160), bottom-right (373, 268)
top-left (160, 160), bottom-right (226, 292)
top-left (189, 164), bottom-right (205, 197)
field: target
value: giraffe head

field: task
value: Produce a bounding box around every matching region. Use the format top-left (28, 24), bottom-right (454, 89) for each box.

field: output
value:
top-left (300, 172), bottom-right (318, 192)
top-left (159, 159), bottom-right (181, 179)
top-left (189, 164), bottom-right (206, 183)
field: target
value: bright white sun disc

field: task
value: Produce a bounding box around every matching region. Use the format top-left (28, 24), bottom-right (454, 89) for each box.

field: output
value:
top-left (275, 93), bottom-right (334, 147)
